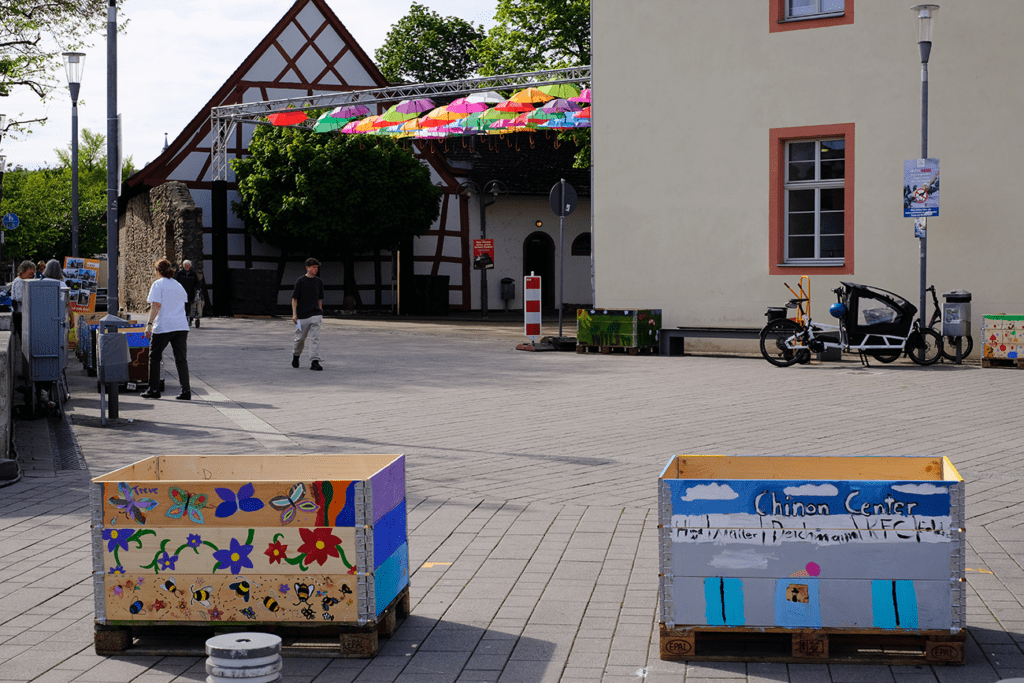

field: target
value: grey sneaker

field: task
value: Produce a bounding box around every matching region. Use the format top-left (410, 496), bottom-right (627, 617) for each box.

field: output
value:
top-left (311, 360), bottom-right (323, 371)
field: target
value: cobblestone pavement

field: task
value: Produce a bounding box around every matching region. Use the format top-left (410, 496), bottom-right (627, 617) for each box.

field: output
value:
top-left (2, 315), bottom-right (1023, 682)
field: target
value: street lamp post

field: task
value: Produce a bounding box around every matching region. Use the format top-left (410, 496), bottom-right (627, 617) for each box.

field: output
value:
top-left (62, 52), bottom-right (86, 258)
top-left (1, 113), bottom-right (6, 278)
top-left (912, 4), bottom-right (938, 322)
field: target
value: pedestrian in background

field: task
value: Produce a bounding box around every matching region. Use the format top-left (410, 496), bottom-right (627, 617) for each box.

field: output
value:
top-left (11, 260), bottom-right (36, 334)
top-left (175, 259), bottom-right (201, 327)
top-left (35, 261), bottom-right (46, 279)
top-left (291, 257), bottom-right (324, 371)
top-left (142, 258), bottom-right (192, 400)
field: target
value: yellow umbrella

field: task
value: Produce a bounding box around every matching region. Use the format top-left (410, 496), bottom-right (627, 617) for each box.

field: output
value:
top-left (509, 87), bottom-right (554, 104)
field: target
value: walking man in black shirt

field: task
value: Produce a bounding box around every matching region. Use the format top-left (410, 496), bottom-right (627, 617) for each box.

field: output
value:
top-left (291, 257), bottom-right (324, 371)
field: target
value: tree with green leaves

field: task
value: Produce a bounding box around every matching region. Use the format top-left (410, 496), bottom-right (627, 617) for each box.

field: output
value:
top-left (1, 1), bottom-right (126, 133)
top-left (232, 126), bottom-right (442, 305)
top-left (471, 0), bottom-right (590, 76)
top-left (374, 3), bottom-right (483, 84)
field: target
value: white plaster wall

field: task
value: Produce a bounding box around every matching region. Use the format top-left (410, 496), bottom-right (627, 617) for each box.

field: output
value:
top-left (593, 0), bottom-right (1024, 340)
top-left (465, 195), bottom-right (593, 311)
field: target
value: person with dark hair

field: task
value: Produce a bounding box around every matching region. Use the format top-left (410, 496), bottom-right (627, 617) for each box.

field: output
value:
top-left (35, 260), bottom-right (46, 279)
top-left (11, 260), bottom-right (36, 334)
top-left (291, 257), bottom-right (324, 371)
top-left (142, 258), bottom-right (192, 400)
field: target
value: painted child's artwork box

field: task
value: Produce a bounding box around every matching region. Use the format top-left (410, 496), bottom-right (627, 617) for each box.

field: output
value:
top-left (658, 455), bottom-right (966, 664)
top-left (91, 455), bottom-right (408, 653)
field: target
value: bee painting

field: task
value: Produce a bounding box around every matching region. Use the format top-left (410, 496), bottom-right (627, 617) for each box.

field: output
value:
top-left (190, 584), bottom-right (212, 607)
top-left (229, 578), bottom-right (254, 602)
top-left (129, 600), bottom-right (145, 615)
top-left (269, 483), bottom-right (320, 525)
top-left (262, 596), bottom-right (281, 613)
top-left (322, 596), bottom-right (339, 610)
top-left (293, 582), bottom-right (313, 606)
top-left (159, 578), bottom-right (181, 597)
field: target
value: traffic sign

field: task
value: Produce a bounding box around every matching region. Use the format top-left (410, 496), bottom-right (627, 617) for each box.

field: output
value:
top-left (549, 181), bottom-right (577, 217)
top-left (2, 212), bottom-right (19, 230)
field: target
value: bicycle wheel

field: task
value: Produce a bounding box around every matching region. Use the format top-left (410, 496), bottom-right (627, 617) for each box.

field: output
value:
top-left (760, 319), bottom-right (803, 367)
top-left (940, 334), bottom-right (973, 361)
top-left (908, 328), bottom-right (943, 366)
top-left (870, 350), bottom-right (902, 363)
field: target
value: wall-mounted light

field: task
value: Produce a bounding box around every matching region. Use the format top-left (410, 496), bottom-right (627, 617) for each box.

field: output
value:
top-left (535, 220), bottom-right (543, 227)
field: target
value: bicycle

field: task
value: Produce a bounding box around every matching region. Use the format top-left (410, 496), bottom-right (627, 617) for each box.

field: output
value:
top-left (925, 285), bottom-right (973, 361)
top-left (760, 282), bottom-right (943, 367)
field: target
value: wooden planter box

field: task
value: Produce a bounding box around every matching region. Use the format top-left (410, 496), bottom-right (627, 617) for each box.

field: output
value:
top-left (982, 315), bottom-right (1023, 361)
top-left (658, 455), bottom-right (965, 664)
top-left (91, 454), bottom-right (408, 655)
top-left (576, 309), bottom-right (662, 350)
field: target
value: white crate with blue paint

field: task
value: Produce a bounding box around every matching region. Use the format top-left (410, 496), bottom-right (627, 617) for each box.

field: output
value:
top-left (658, 455), bottom-right (966, 664)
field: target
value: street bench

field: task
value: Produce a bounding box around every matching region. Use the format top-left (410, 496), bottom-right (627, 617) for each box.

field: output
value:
top-left (659, 326), bottom-right (763, 356)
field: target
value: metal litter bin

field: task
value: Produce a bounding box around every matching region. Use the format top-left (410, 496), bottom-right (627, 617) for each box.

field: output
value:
top-left (942, 290), bottom-right (971, 338)
top-left (500, 277), bottom-right (515, 311)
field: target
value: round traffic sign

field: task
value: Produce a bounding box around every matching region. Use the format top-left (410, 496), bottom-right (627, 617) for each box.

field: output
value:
top-left (2, 212), bottom-right (19, 230)
top-left (549, 181), bottom-right (577, 217)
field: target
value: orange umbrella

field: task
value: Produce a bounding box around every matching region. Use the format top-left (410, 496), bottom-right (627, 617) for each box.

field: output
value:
top-left (420, 107), bottom-right (469, 128)
top-left (509, 87), bottom-right (554, 104)
top-left (353, 115), bottom-right (383, 132)
top-left (267, 111), bottom-right (308, 126)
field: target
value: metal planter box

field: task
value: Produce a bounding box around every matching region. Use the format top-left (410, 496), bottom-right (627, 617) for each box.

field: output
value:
top-left (91, 454), bottom-right (408, 649)
top-left (658, 455), bottom-right (965, 664)
top-left (577, 308), bottom-right (661, 349)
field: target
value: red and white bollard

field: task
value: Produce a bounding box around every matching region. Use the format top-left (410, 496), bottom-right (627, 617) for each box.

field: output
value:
top-left (524, 273), bottom-right (541, 341)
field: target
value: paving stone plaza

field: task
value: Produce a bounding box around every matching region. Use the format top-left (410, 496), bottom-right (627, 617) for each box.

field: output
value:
top-left (2, 316), bottom-right (1023, 682)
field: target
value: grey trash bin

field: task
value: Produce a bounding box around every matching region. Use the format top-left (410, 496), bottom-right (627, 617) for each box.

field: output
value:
top-left (942, 290), bottom-right (971, 338)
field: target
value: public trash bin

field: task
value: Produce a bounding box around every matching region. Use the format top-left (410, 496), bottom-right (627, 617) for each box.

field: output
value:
top-left (500, 278), bottom-right (515, 311)
top-left (942, 290), bottom-right (971, 338)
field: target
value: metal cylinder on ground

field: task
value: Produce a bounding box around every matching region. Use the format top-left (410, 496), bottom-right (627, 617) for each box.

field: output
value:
top-left (205, 632), bottom-right (282, 683)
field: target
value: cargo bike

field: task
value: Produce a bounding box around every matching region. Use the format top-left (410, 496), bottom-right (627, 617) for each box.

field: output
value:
top-left (760, 281), bottom-right (943, 367)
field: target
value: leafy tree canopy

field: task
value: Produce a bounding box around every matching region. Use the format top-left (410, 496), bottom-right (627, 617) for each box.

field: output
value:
top-left (472, 0), bottom-right (590, 76)
top-left (374, 3), bottom-right (483, 84)
top-left (0, 127), bottom-right (133, 262)
top-left (231, 126), bottom-right (442, 258)
top-left (1, 0), bottom-right (126, 133)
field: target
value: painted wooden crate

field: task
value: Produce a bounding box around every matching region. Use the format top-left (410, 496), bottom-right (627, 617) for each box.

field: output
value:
top-left (658, 455), bottom-right (966, 663)
top-left (982, 315), bottom-right (1024, 360)
top-left (577, 308), bottom-right (662, 348)
top-left (91, 455), bottom-right (408, 638)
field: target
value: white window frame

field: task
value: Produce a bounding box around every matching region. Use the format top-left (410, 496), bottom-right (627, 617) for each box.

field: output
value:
top-left (784, 0), bottom-right (845, 21)
top-left (783, 138), bottom-right (845, 266)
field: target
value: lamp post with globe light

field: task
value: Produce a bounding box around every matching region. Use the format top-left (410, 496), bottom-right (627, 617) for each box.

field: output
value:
top-left (62, 51), bottom-right (86, 258)
top-left (912, 4), bottom-right (938, 324)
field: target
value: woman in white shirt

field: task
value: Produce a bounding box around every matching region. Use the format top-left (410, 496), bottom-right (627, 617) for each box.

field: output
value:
top-left (141, 259), bottom-right (192, 400)
top-left (10, 260), bottom-right (36, 334)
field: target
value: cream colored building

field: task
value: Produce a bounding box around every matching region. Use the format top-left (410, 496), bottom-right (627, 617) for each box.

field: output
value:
top-left (592, 0), bottom-right (1022, 353)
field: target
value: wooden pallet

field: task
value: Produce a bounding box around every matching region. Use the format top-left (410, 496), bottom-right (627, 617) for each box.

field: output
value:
top-left (659, 623), bottom-right (965, 665)
top-left (981, 357), bottom-right (1024, 369)
top-left (576, 344), bottom-right (658, 356)
top-left (95, 587), bottom-right (410, 658)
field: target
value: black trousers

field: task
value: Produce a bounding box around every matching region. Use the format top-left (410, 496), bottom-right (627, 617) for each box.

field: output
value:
top-left (149, 330), bottom-right (190, 392)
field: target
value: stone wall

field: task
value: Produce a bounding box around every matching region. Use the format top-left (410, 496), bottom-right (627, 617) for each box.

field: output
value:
top-left (120, 182), bottom-right (203, 313)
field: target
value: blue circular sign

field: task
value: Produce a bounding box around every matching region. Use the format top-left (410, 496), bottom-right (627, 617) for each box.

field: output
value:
top-left (2, 213), bottom-right (19, 230)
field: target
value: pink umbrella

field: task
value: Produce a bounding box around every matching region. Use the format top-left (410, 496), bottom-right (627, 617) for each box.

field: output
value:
top-left (340, 119), bottom-right (362, 134)
top-left (447, 97), bottom-right (490, 114)
top-left (394, 98), bottom-right (435, 115)
top-left (330, 105), bottom-right (371, 119)
top-left (569, 88), bottom-right (591, 104)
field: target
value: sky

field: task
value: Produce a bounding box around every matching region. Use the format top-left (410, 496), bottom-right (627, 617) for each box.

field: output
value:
top-left (1, 0), bottom-right (498, 170)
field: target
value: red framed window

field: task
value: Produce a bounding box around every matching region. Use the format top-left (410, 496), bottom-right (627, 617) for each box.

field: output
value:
top-left (769, 123), bottom-right (855, 275)
top-left (769, 0), bottom-right (853, 33)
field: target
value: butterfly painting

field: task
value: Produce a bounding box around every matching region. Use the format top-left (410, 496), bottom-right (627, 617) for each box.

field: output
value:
top-left (269, 483), bottom-right (320, 525)
top-left (214, 483), bottom-right (265, 518)
top-left (108, 482), bottom-right (159, 525)
top-left (165, 487), bottom-right (208, 524)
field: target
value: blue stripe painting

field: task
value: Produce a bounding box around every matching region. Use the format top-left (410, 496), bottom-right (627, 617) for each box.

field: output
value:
top-left (704, 577), bottom-right (745, 626)
top-left (872, 579), bottom-right (919, 629)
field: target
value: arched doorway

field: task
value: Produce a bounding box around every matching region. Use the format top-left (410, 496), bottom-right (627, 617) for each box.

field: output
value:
top-left (523, 231), bottom-right (555, 312)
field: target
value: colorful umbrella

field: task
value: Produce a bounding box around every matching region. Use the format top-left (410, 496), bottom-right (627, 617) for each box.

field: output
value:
top-left (537, 84), bottom-right (580, 99)
top-left (575, 107), bottom-right (591, 119)
top-left (353, 115), bottom-right (383, 132)
top-left (340, 119), bottom-right (362, 134)
top-left (267, 111), bottom-right (308, 126)
top-left (394, 98), bottom-right (435, 114)
top-left (494, 98), bottom-right (536, 113)
top-left (420, 106), bottom-right (469, 128)
top-left (381, 104), bottom-right (421, 123)
top-left (540, 98), bottom-right (581, 114)
top-left (509, 87), bottom-right (554, 104)
top-left (313, 110), bottom-right (348, 133)
top-left (330, 105), bottom-right (371, 119)
top-left (543, 117), bottom-right (589, 129)
top-left (478, 107), bottom-right (506, 120)
top-left (465, 91), bottom-right (505, 105)
top-left (569, 88), bottom-right (591, 104)
top-left (447, 97), bottom-right (490, 114)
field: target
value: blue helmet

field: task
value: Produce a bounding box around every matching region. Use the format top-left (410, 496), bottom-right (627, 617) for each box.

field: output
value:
top-left (829, 302), bottom-right (848, 319)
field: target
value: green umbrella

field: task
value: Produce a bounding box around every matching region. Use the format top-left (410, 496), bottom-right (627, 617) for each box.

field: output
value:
top-left (313, 111), bottom-right (349, 133)
top-left (537, 83), bottom-right (581, 99)
top-left (380, 104), bottom-right (420, 123)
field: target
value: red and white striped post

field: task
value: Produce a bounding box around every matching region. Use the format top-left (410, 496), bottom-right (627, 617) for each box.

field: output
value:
top-left (524, 273), bottom-right (541, 341)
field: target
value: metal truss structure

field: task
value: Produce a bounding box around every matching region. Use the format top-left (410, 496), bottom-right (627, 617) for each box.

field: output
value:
top-left (210, 66), bottom-right (592, 181)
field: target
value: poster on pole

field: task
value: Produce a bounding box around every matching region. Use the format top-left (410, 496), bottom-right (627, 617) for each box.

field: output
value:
top-left (64, 257), bottom-right (101, 313)
top-left (904, 158), bottom-right (940, 217)
top-left (473, 238), bottom-right (494, 269)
